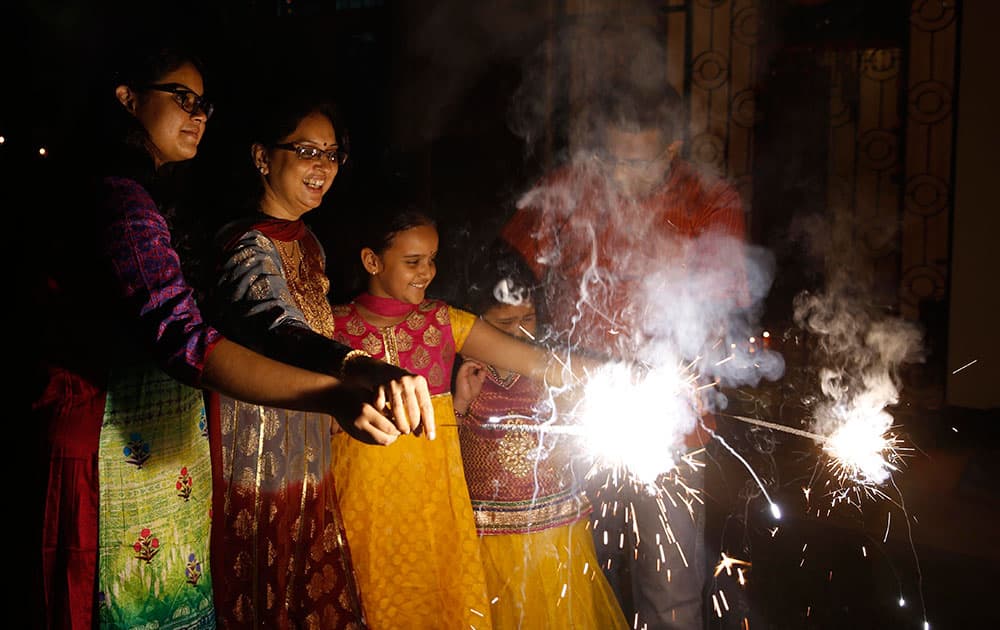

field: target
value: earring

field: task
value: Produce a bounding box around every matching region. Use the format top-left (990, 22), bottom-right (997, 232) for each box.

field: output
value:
top-left (258, 165), bottom-right (268, 175)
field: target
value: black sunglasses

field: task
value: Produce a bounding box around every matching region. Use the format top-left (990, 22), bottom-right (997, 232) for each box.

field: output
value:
top-left (141, 83), bottom-right (215, 119)
top-left (274, 143), bottom-right (349, 166)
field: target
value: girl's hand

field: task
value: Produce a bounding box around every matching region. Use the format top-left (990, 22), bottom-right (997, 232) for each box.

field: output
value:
top-left (453, 358), bottom-right (487, 418)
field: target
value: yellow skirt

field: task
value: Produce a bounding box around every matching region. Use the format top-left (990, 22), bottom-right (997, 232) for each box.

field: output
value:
top-left (331, 395), bottom-right (493, 629)
top-left (480, 518), bottom-right (629, 629)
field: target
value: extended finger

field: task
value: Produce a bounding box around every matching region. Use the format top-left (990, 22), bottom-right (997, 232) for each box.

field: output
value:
top-left (413, 375), bottom-right (436, 440)
top-left (389, 380), bottom-right (412, 434)
top-left (401, 378), bottom-right (423, 440)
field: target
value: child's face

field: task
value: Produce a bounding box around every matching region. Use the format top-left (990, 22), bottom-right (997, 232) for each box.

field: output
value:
top-left (369, 224), bottom-right (439, 304)
top-left (482, 301), bottom-right (537, 340)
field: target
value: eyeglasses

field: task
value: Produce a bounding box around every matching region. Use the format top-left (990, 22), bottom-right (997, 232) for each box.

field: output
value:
top-left (141, 83), bottom-right (215, 119)
top-left (274, 143), bottom-right (349, 166)
top-left (593, 144), bottom-right (672, 170)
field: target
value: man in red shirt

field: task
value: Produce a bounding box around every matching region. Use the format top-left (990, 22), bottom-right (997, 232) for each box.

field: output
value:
top-left (502, 83), bottom-right (748, 629)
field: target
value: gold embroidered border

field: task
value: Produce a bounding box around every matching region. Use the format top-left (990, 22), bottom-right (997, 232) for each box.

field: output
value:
top-left (473, 491), bottom-right (591, 534)
top-left (380, 326), bottom-right (400, 367)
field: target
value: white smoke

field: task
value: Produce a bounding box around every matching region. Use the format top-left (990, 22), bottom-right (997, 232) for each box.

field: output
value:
top-left (795, 274), bottom-right (924, 441)
top-left (492, 277), bottom-right (527, 306)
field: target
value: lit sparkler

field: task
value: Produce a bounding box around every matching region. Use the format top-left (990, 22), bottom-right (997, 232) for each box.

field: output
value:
top-left (812, 397), bottom-right (908, 506)
top-left (573, 360), bottom-right (701, 488)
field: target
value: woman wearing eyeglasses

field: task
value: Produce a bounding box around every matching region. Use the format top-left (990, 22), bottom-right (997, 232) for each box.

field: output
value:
top-left (205, 97), bottom-right (380, 629)
top-left (32, 41), bottom-right (433, 630)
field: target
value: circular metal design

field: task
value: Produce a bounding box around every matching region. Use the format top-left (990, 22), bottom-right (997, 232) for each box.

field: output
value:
top-left (696, 0), bottom-right (726, 8)
top-left (858, 129), bottom-right (898, 171)
top-left (731, 89), bottom-right (756, 128)
top-left (860, 221), bottom-right (898, 257)
top-left (902, 265), bottom-right (946, 305)
top-left (861, 49), bottom-right (899, 81)
top-left (733, 7), bottom-right (760, 47)
top-left (690, 132), bottom-right (724, 170)
top-left (911, 0), bottom-right (956, 32)
top-left (908, 80), bottom-right (952, 124)
top-left (905, 174), bottom-right (949, 217)
top-left (692, 51), bottom-right (729, 91)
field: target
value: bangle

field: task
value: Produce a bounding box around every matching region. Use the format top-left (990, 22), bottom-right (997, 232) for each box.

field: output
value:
top-left (340, 349), bottom-right (372, 379)
top-left (454, 408), bottom-right (468, 418)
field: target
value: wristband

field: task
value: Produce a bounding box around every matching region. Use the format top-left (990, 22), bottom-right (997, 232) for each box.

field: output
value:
top-left (340, 349), bottom-right (372, 379)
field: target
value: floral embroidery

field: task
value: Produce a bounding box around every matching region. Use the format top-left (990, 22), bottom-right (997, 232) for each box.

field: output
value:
top-left (441, 343), bottom-right (455, 370)
top-left (427, 363), bottom-right (444, 389)
top-left (185, 553), bottom-right (203, 585)
top-left (346, 316), bottom-right (366, 336)
top-left (497, 427), bottom-right (535, 477)
top-left (176, 466), bottom-right (193, 501)
top-left (123, 433), bottom-right (150, 469)
top-left (435, 305), bottom-right (449, 326)
top-left (133, 528), bottom-right (160, 563)
top-left (405, 311), bottom-right (426, 330)
top-left (198, 407), bottom-right (209, 439)
top-left (410, 345), bottom-right (431, 370)
top-left (422, 325), bottom-right (442, 347)
top-left (395, 328), bottom-right (414, 352)
top-left (361, 332), bottom-right (384, 357)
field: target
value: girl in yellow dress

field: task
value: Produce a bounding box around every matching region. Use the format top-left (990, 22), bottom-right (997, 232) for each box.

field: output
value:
top-left (452, 244), bottom-right (628, 629)
top-left (329, 205), bottom-right (600, 629)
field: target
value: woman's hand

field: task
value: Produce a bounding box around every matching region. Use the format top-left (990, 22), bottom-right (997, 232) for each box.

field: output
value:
top-left (453, 358), bottom-right (487, 419)
top-left (325, 383), bottom-right (404, 445)
top-left (341, 356), bottom-right (437, 440)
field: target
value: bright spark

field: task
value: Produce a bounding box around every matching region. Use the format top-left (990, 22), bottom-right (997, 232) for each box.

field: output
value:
top-left (814, 399), bottom-right (909, 505)
top-left (951, 359), bottom-right (977, 374)
top-left (576, 360), bottom-right (699, 487)
top-left (714, 552), bottom-right (752, 578)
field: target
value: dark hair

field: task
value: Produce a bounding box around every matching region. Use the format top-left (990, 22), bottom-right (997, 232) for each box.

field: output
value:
top-left (333, 183), bottom-right (437, 299)
top-left (465, 240), bottom-right (544, 320)
top-left (596, 81), bottom-right (685, 143)
top-left (358, 184), bottom-right (437, 255)
top-left (98, 39), bottom-right (209, 182)
top-left (235, 95), bottom-right (348, 215)
top-left (102, 38), bottom-right (210, 295)
top-left (251, 96), bottom-right (345, 151)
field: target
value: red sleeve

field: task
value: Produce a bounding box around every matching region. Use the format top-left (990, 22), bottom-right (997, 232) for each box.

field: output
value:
top-left (699, 181), bottom-right (751, 309)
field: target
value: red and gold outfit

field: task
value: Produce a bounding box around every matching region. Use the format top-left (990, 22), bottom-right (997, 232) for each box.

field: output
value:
top-left (210, 217), bottom-right (364, 629)
top-left (329, 295), bottom-right (493, 630)
top-left (459, 370), bottom-right (628, 629)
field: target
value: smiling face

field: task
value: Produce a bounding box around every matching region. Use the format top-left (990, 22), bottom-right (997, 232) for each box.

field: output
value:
top-left (256, 111), bottom-right (340, 221)
top-left (363, 223), bottom-right (439, 305)
top-left (118, 62), bottom-right (207, 168)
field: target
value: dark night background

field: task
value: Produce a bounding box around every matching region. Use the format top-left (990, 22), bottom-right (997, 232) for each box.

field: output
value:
top-left (10, 1), bottom-right (998, 628)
